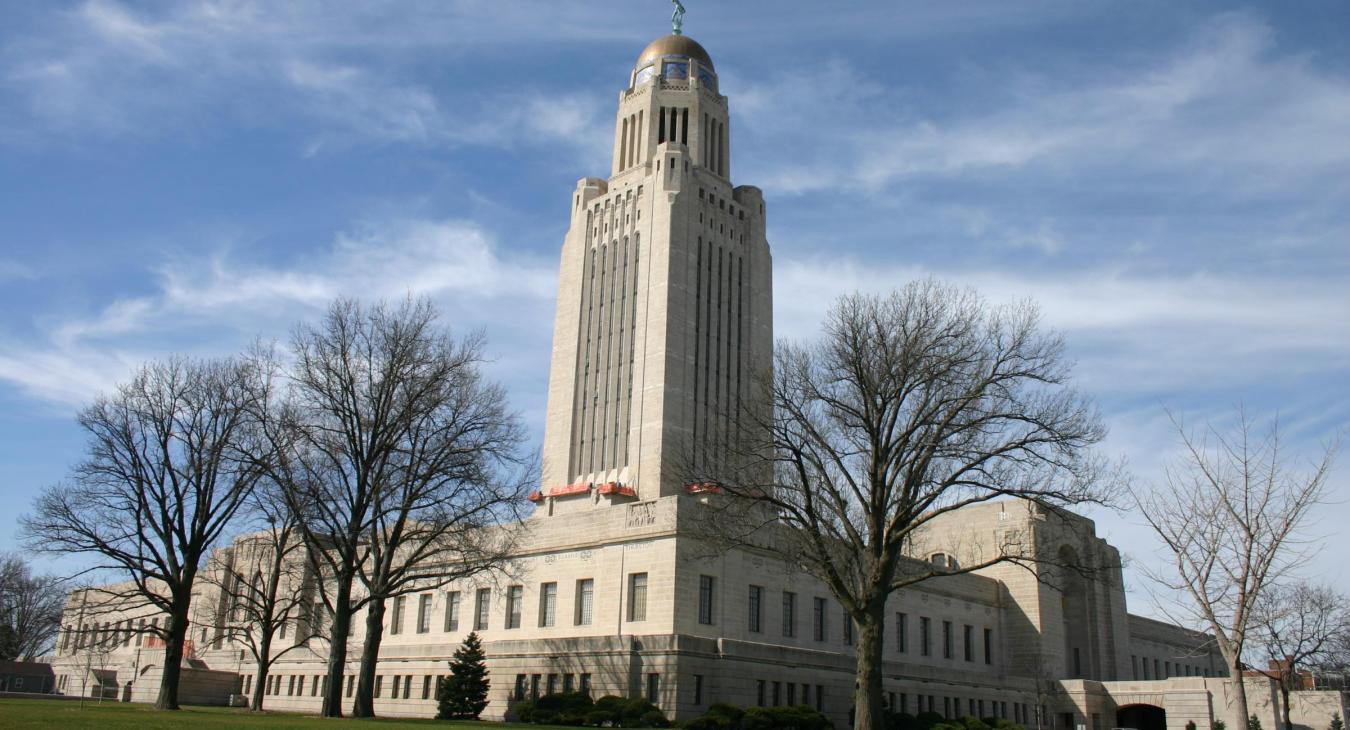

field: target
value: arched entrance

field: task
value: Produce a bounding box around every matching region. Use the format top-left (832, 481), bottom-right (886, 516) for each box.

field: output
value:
top-left (1116, 704), bottom-right (1166, 730)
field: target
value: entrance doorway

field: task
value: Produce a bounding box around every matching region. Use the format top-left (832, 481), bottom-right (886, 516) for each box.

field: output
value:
top-left (1116, 704), bottom-right (1166, 730)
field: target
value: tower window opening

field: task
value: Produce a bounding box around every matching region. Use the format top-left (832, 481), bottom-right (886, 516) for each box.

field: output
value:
top-left (681, 108), bottom-right (689, 144)
top-left (658, 106), bottom-right (666, 143)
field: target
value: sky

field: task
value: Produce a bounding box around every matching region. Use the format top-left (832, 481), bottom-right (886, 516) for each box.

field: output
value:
top-left (0, 1), bottom-right (1346, 623)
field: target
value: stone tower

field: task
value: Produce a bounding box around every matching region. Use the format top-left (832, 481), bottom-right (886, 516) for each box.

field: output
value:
top-left (538, 33), bottom-right (773, 509)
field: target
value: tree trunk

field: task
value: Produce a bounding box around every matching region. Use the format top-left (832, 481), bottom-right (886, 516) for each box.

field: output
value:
top-left (321, 577), bottom-right (354, 718)
top-left (353, 597), bottom-right (387, 718)
top-left (1230, 657), bottom-right (1251, 730)
top-left (853, 606), bottom-right (887, 730)
top-left (1279, 680), bottom-right (1292, 730)
top-left (155, 594), bottom-right (193, 711)
top-left (250, 631), bottom-right (273, 712)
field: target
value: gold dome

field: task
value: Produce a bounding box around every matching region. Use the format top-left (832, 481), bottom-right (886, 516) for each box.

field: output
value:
top-left (635, 34), bottom-right (713, 71)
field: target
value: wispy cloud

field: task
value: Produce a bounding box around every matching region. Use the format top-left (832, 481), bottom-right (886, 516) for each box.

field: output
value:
top-left (736, 13), bottom-right (1350, 196)
top-left (0, 218), bottom-right (557, 408)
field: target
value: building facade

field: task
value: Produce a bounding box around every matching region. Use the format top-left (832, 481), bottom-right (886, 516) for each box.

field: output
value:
top-left (44, 30), bottom-right (1344, 730)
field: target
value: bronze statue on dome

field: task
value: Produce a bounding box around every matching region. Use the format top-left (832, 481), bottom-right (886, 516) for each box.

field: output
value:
top-left (671, 0), bottom-right (686, 36)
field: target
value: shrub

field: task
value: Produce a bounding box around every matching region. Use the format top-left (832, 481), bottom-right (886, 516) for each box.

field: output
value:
top-left (917, 711), bottom-right (948, 729)
top-left (961, 716), bottom-right (992, 730)
top-left (887, 711), bottom-right (920, 730)
top-left (1187, 721), bottom-right (1198, 730)
top-left (585, 709), bottom-right (618, 727)
top-left (1250, 715), bottom-right (1264, 730)
top-left (1213, 722), bottom-right (1227, 730)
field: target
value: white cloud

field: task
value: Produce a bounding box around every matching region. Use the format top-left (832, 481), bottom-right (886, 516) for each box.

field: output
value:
top-left (0, 218), bottom-right (557, 409)
top-left (734, 13), bottom-right (1350, 197)
top-left (773, 256), bottom-right (1350, 394)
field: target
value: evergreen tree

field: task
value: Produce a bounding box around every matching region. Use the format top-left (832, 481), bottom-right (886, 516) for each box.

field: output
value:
top-left (438, 632), bottom-right (490, 720)
top-left (1249, 715), bottom-right (1264, 730)
top-left (1329, 713), bottom-right (1343, 730)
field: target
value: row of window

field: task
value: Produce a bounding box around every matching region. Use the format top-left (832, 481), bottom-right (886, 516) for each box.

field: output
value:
top-left (512, 672), bottom-right (595, 701)
top-left (886, 693), bottom-right (1037, 726)
top-left (697, 576), bottom-right (996, 663)
top-left (387, 574), bottom-right (646, 636)
top-left (754, 679), bottom-right (826, 712)
top-left (253, 671), bottom-right (442, 701)
top-left (1131, 654), bottom-right (1214, 680)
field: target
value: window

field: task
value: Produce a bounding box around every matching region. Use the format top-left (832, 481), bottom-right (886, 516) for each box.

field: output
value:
top-left (943, 620), bottom-right (953, 659)
top-left (403, 674), bottom-right (412, 699)
top-left (444, 591), bottom-right (460, 632)
top-left (647, 673), bottom-right (660, 704)
top-left (515, 674), bottom-right (528, 701)
top-left (539, 582), bottom-right (557, 627)
top-left (628, 573), bottom-right (648, 622)
top-left (816, 684), bottom-right (824, 712)
top-left (506, 585), bottom-right (523, 629)
top-left (530, 674), bottom-right (541, 699)
top-left (564, 674), bottom-right (575, 693)
top-left (964, 624), bottom-right (974, 661)
top-left (698, 575), bottom-right (715, 625)
top-left (984, 628), bottom-right (993, 665)
top-left (391, 595), bottom-right (406, 635)
top-left (475, 588), bottom-right (491, 630)
top-left (694, 674), bottom-right (704, 705)
top-left (757, 679), bottom-right (766, 706)
top-left (417, 593), bottom-right (432, 634)
top-left (813, 597), bottom-right (827, 641)
top-left (548, 674), bottom-right (558, 695)
top-left (897, 612), bottom-right (908, 653)
top-left (392, 675), bottom-right (401, 698)
top-left (580, 673), bottom-right (592, 696)
top-left (311, 675), bottom-right (320, 696)
top-left (920, 616), bottom-right (932, 656)
top-left (782, 592), bottom-right (796, 638)
top-left (772, 681), bottom-right (781, 706)
top-left (422, 675), bottom-right (432, 700)
top-left (748, 585), bottom-right (763, 633)
top-left (576, 579), bottom-right (594, 625)
top-left (346, 674), bottom-right (354, 697)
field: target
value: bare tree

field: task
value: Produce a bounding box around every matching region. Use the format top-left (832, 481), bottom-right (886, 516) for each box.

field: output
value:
top-left (271, 298), bottom-right (529, 718)
top-left (1249, 582), bottom-right (1350, 730)
top-left (201, 484), bottom-right (318, 711)
top-left (693, 282), bottom-right (1115, 730)
top-left (0, 554), bottom-right (65, 661)
top-left (20, 356), bottom-right (273, 710)
top-left (1134, 410), bottom-right (1337, 730)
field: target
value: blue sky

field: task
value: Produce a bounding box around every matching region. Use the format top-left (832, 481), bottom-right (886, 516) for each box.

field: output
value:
top-left (0, 1), bottom-right (1346, 620)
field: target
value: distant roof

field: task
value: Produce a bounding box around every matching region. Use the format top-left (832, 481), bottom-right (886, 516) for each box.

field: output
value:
top-left (0, 660), bottom-right (55, 677)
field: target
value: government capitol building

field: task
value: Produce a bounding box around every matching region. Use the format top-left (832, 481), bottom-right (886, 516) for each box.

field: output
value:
top-left (45, 27), bottom-right (1339, 730)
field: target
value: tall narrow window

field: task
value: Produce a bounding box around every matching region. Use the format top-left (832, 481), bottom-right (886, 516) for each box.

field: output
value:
top-left (984, 628), bottom-right (993, 665)
top-left (628, 573), bottom-right (648, 622)
top-left (475, 588), bottom-right (490, 631)
top-left (390, 595), bottom-right (406, 635)
top-left (506, 585), bottom-right (523, 629)
top-left (575, 579), bottom-right (594, 625)
top-left (897, 612), bottom-right (908, 653)
top-left (647, 673), bottom-right (660, 705)
top-left (539, 582), bottom-right (557, 628)
top-left (417, 594), bottom-right (432, 634)
top-left (698, 575), bottom-right (715, 625)
top-left (813, 597), bottom-right (827, 641)
top-left (921, 616), bottom-right (932, 656)
top-left (748, 586), bottom-right (763, 633)
top-left (964, 624), bottom-right (974, 661)
top-left (782, 592), bottom-right (797, 638)
top-left (444, 591), bottom-right (460, 632)
top-left (943, 620), bottom-right (953, 659)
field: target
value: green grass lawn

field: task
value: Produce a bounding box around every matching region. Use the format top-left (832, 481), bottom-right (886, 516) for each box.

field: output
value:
top-left (0, 698), bottom-right (556, 730)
